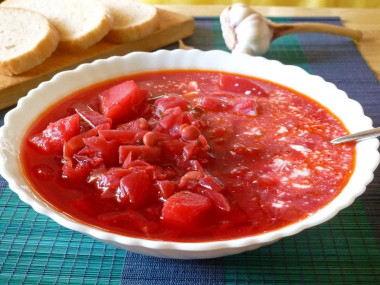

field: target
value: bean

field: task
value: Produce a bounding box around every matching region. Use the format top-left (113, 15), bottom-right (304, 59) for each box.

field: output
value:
top-left (179, 124), bottom-right (189, 131)
top-left (138, 118), bottom-right (150, 130)
top-left (181, 125), bottom-right (200, 141)
top-left (143, 132), bottom-right (156, 147)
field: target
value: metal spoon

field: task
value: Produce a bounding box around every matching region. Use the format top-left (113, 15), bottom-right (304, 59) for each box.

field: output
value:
top-left (330, 127), bottom-right (380, 144)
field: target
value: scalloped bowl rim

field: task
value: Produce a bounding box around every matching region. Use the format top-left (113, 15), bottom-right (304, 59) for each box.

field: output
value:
top-left (0, 49), bottom-right (378, 259)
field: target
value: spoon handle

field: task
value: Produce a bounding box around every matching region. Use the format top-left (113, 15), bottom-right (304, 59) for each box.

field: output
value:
top-left (331, 127), bottom-right (380, 144)
top-left (271, 23), bottom-right (363, 42)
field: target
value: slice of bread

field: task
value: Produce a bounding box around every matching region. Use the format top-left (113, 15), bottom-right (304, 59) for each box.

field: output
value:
top-left (0, 7), bottom-right (59, 76)
top-left (1, 0), bottom-right (113, 53)
top-left (99, 0), bottom-right (159, 43)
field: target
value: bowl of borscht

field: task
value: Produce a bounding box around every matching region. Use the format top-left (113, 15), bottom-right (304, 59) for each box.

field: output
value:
top-left (0, 49), bottom-right (378, 259)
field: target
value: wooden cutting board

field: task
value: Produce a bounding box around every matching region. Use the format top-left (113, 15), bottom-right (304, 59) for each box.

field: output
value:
top-left (0, 8), bottom-right (195, 110)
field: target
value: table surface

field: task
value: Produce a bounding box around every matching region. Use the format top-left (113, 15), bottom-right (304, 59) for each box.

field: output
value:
top-left (159, 5), bottom-right (380, 82)
top-left (1, 5), bottom-right (380, 284)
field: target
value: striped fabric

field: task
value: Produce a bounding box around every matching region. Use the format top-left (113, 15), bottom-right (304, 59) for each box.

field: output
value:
top-left (1, 17), bottom-right (379, 284)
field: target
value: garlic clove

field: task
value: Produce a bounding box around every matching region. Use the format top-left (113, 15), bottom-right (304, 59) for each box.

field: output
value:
top-left (220, 3), bottom-right (273, 56)
top-left (233, 13), bottom-right (273, 56)
top-left (226, 3), bottom-right (254, 26)
top-left (220, 6), bottom-right (237, 50)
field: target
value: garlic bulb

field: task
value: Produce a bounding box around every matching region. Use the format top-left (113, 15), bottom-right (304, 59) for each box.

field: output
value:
top-left (220, 3), bottom-right (362, 56)
top-left (220, 3), bottom-right (273, 56)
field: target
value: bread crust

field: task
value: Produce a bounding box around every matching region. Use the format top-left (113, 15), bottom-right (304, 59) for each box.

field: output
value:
top-left (0, 7), bottom-right (60, 76)
top-left (100, 0), bottom-right (159, 43)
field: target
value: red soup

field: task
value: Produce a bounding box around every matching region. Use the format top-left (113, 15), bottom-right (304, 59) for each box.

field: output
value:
top-left (21, 71), bottom-right (355, 242)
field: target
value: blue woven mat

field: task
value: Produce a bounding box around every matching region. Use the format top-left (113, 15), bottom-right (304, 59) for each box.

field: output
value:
top-left (1, 17), bottom-right (379, 284)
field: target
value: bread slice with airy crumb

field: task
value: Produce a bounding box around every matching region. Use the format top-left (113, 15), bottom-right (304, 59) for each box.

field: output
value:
top-left (0, 7), bottom-right (59, 76)
top-left (99, 0), bottom-right (159, 43)
top-left (1, 0), bottom-right (113, 53)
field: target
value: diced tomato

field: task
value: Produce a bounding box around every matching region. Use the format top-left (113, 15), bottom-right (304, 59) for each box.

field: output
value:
top-left (194, 97), bottom-right (231, 112)
top-left (116, 170), bottom-right (151, 206)
top-left (161, 191), bottom-right (212, 229)
top-left (73, 102), bottom-right (112, 127)
top-left (64, 123), bottom-right (110, 157)
top-left (119, 145), bottom-right (161, 164)
top-left (154, 95), bottom-right (188, 115)
top-left (219, 74), bottom-right (268, 96)
top-left (83, 135), bottom-right (119, 166)
top-left (30, 114), bottom-right (80, 155)
top-left (99, 80), bottom-right (148, 123)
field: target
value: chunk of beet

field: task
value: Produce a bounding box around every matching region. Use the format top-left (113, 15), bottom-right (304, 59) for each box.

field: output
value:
top-left (161, 140), bottom-right (187, 156)
top-left (99, 129), bottom-right (142, 144)
top-left (219, 74), bottom-right (267, 96)
top-left (159, 106), bottom-right (183, 136)
top-left (161, 191), bottom-right (212, 229)
top-left (30, 114), bottom-right (80, 155)
top-left (199, 175), bottom-right (225, 192)
top-left (156, 180), bottom-right (176, 200)
top-left (73, 103), bottom-right (112, 127)
top-left (117, 170), bottom-right (151, 206)
top-left (119, 145), bottom-right (161, 164)
top-left (233, 98), bottom-right (258, 117)
top-left (154, 95), bottom-right (188, 115)
top-left (62, 155), bottom-right (104, 181)
top-left (194, 97), bottom-right (231, 112)
top-left (99, 80), bottom-right (148, 123)
top-left (196, 186), bottom-right (231, 212)
top-left (64, 123), bottom-right (110, 157)
top-left (83, 135), bottom-right (119, 167)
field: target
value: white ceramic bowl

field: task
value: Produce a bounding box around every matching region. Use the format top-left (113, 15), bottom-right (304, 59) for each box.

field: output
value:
top-left (0, 50), bottom-right (378, 259)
